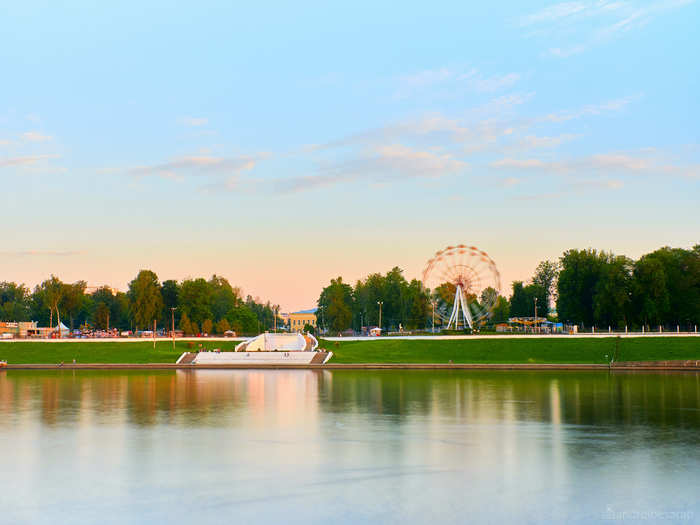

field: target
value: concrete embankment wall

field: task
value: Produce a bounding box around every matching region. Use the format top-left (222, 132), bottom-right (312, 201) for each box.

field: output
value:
top-left (5, 362), bottom-right (699, 371)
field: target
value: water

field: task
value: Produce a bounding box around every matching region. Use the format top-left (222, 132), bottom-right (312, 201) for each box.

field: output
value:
top-left (1, 370), bottom-right (698, 524)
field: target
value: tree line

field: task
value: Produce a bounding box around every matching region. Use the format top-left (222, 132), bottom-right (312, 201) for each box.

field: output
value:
top-left (317, 245), bottom-right (700, 332)
top-left (0, 270), bottom-right (279, 335)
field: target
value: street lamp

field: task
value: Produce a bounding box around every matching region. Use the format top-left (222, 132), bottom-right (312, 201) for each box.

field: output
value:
top-left (534, 297), bottom-right (538, 334)
top-left (171, 307), bottom-right (177, 350)
top-left (431, 300), bottom-right (436, 333)
top-left (377, 301), bottom-right (383, 332)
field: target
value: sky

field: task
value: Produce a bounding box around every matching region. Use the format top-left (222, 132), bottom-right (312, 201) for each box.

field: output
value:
top-left (1, 0), bottom-right (699, 311)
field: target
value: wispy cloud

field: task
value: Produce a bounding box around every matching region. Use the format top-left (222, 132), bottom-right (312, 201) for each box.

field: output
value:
top-left (277, 145), bottom-right (466, 194)
top-left (22, 131), bottom-right (52, 142)
top-left (395, 67), bottom-right (521, 98)
top-left (521, 0), bottom-right (695, 56)
top-left (490, 151), bottom-right (700, 178)
top-left (542, 94), bottom-right (639, 122)
top-left (179, 117), bottom-right (209, 127)
top-left (0, 154), bottom-right (59, 168)
top-left (129, 154), bottom-right (265, 181)
top-left (0, 250), bottom-right (81, 257)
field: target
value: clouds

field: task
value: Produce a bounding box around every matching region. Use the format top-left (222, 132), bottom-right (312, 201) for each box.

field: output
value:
top-left (0, 154), bottom-right (59, 168)
top-left (541, 95), bottom-right (639, 122)
top-left (179, 117), bottom-right (209, 127)
top-left (0, 250), bottom-right (81, 257)
top-left (395, 67), bottom-right (522, 98)
top-left (278, 145), bottom-right (467, 194)
top-left (521, 0), bottom-right (696, 56)
top-left (129, 154), bottom-right (262, 181)
top-left (490, 151), bottom-right (699, 182)
top-left (122, 90), bottom-right (662, 197)
top-left (22, 131), bottom-right (52, 142)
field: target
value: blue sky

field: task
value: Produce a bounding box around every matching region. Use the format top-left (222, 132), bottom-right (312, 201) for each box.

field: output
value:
top-left (1, 0), bottom-right (698, 309)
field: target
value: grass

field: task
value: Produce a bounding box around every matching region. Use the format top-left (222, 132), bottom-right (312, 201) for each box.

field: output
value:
top-left (321, 337), bottom-right (700, 364)
top-left (0, 340), bottom-right (239, 364)
top-left (0, 337), bottom-right (697, 364)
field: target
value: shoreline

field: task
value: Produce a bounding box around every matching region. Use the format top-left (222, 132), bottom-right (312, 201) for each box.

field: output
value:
top-left (4, 361), bottom-right (699, 371)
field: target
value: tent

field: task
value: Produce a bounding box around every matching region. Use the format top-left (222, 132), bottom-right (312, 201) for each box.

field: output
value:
top-left (54, 322), bottom-right (71, 338)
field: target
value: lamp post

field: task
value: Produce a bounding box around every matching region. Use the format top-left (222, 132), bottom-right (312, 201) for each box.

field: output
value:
top-left (534, 297), bottom-right (538, 334)
top-left (377, 301), bottom-right (383, 332)
top-left (431, 300), bottom-right (436, 333)
top-left (171, 307), bottom-right (177, 350)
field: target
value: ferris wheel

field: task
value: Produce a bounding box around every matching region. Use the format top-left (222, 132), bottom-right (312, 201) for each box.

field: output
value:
top-left (422, 244), bottom-right (501, 330)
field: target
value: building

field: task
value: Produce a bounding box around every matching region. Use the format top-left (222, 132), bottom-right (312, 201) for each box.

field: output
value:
top-left (0, 321), bottom-right (69, 338)
top-left (288, 308), bottom-right (317, 332)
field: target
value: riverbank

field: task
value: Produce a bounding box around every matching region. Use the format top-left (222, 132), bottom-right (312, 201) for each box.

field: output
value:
top-left (0, 336), bottom-right (698, 366)
top-left (324, 336), bottom-right (700, 364)
top-left (4, 361), bottom-right (700, 370)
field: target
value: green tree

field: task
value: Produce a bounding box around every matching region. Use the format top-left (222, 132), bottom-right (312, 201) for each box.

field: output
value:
top-left (631, 256), bottom-right (670, 327)
top-left (0, 282), bottom-right (30, 321)
top-left (318, 277), bottom-right (353, 332)
top-left (36, 275), bottom-right (65, 331)
top-left (201, 319), bottom-right (213, 335)
top-left (509, 282), bottom-right (528, 317)
top-left (128, 270), bottom-right (163, 330)
top-left (61, 280), bottom-right (87, 330)
top-left (215, 318), bottom-right (231, 334)
top-left (179, 278), bottom-right (213, 326)
top-left (179, 311), bottom-right (193, 335)
top-left (492, 296), bottom-right (511, 324)
top-left (532, 260), bottom-right (559, 309)
top-left (209, 275), bottom-right (240, 322)
top-left (228, 304), bottom-right (259, 334)
top-left (593, 255), bottom-right (632, 327)
top-left (161, 279), bottom-right (180, 326)
top-left (95, 302), bottom-right (111, 330)
top-left (556, 249), bottom-right (607, 326)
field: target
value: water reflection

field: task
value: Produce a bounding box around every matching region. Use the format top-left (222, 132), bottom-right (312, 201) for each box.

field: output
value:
top-left (1, 370), bottom-right (699, 429)
top-left (0, 370), bottom-right (698, 524)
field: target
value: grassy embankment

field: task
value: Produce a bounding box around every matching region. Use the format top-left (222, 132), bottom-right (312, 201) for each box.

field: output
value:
top-left (0, 337), bottom-right (698, 364)
top-left (0, 340), bottom-right (236, 364)
top-left (322, 337), bottom-right (700, 364)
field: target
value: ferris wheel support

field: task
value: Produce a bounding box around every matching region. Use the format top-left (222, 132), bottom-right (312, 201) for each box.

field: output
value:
top-left (446, 284), bottom-right (473, 330)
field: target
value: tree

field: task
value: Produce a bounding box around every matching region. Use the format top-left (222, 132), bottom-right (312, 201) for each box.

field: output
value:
top-left (201, 319), bottom-right (213, 335)
top-left (0, 282), bottom-right (30, 321)
top-left (631, 256), bottom-right (669, 327)
top-left (61, 281), bottom-right (87, 330)
top-left (303, 323), bottom-right (315, 334)
top-left (318, 277), bottom-right (354, 332)
top-left (36, 275), bottom-right (64, 331)
top-left (509, 281), bottom-right (547, 318)
top-left (492, 296), bottom-right (511, 324)
top-left (228, 304), bottom-right (259, 334)
top-left (593, 255), bottom-right (632, 327)
top-left (209, 275), bottom-right (240, 322)
top-left (190, 320), bottom-right (200, 335)
top-left (556, 249), bottom-right (607, 326)
top-left (179, 311), bottom-right (193, 335)
top-left (161, 279), bottom-right (180, 327)
top-left (215, 318), bottom-right (231, 334)
top-left (509, 282), bottom-right (528, 317)
top-left (532, 260), bottom-right (559, 309)
top-left (95, 302), bottom-right (111, 330)
top-left (179, 278), bottom-right (213, 326)
top-left (128, 270), bottom-right (163, 330)
top-left (318, 277), bottom-right (353, 332)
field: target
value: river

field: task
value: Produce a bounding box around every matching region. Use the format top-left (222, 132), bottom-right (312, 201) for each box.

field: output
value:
top-left (1, 370), bottom-right (698, 523)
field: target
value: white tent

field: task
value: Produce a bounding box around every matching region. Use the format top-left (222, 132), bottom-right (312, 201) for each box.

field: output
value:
top-left (54, 322), bottom-right (70, 338)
